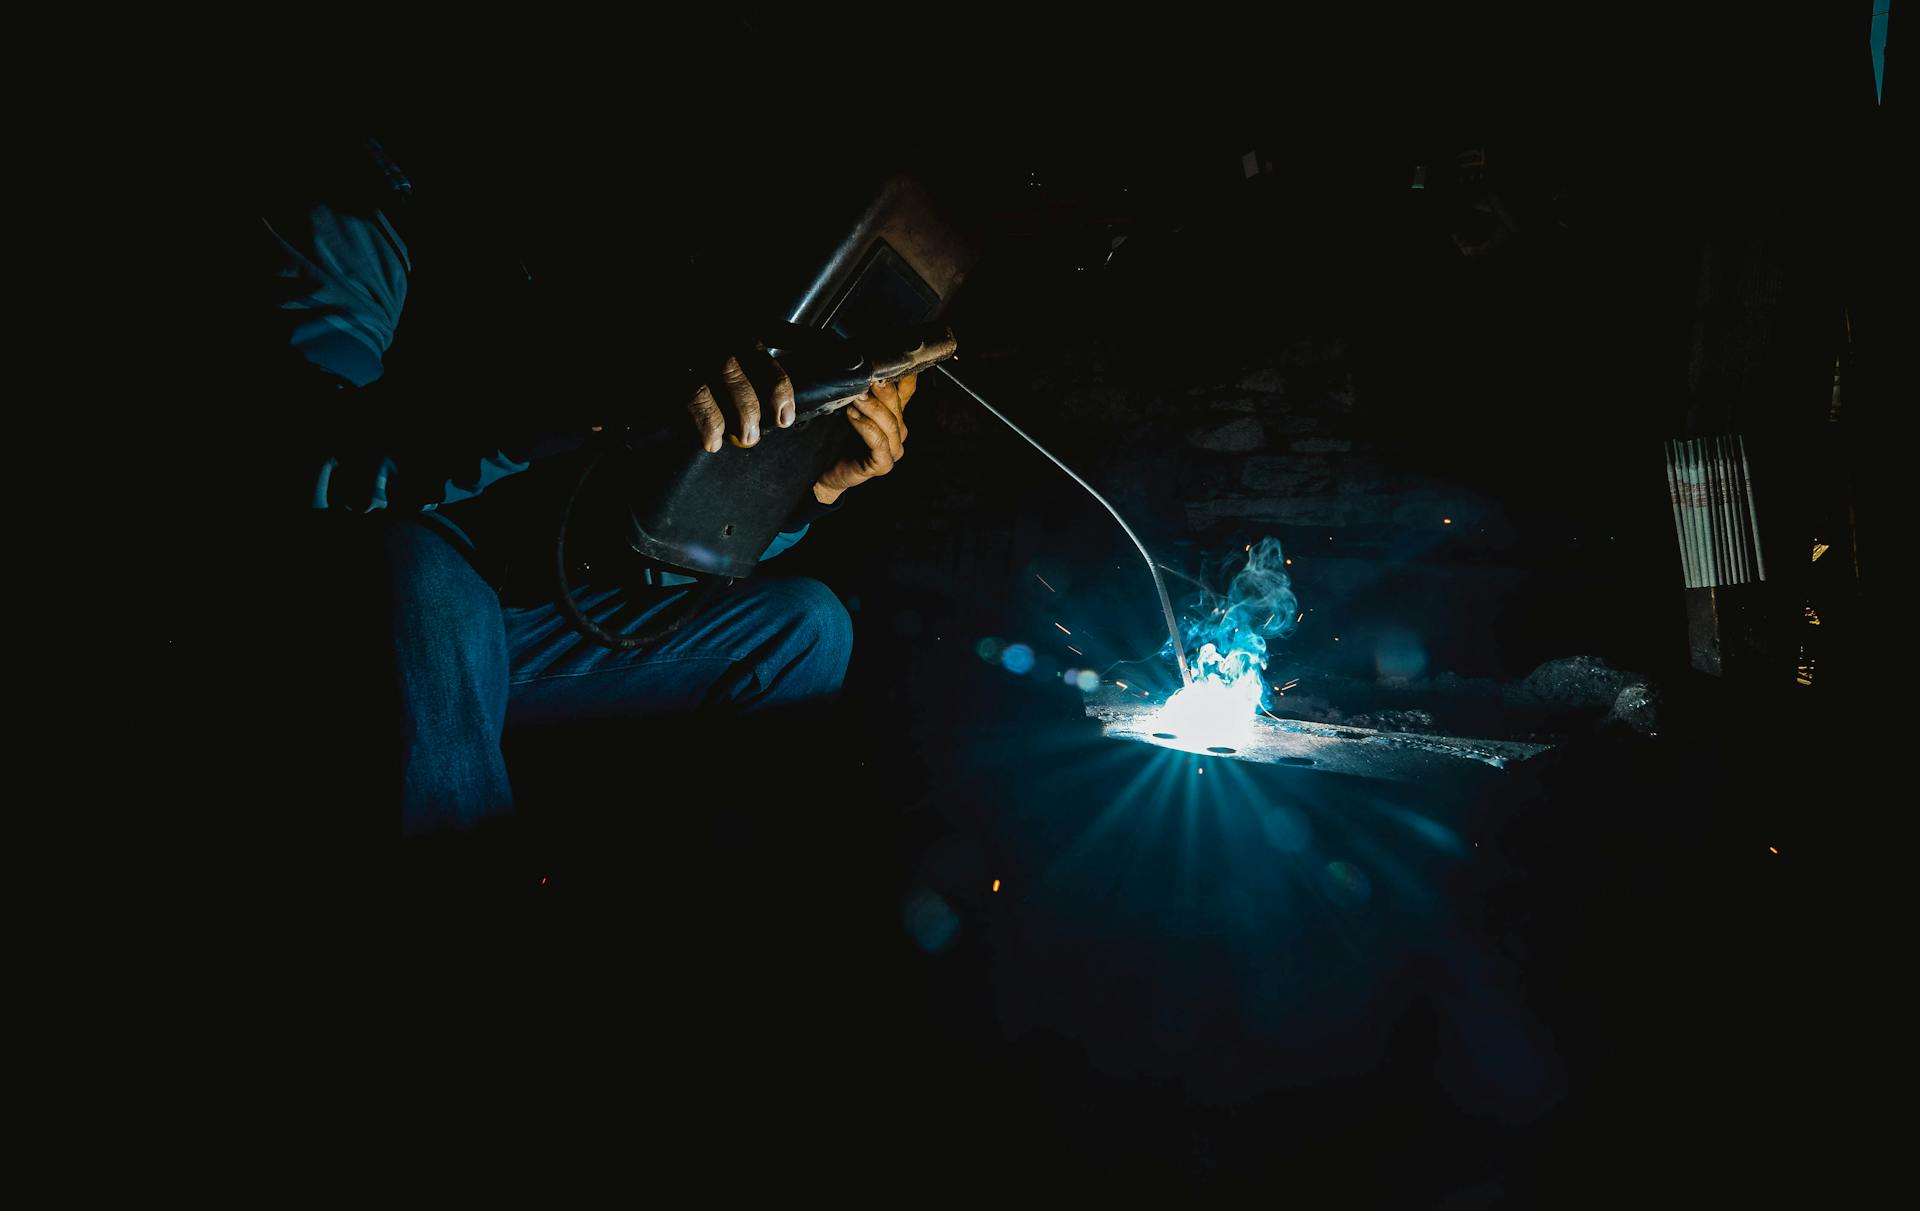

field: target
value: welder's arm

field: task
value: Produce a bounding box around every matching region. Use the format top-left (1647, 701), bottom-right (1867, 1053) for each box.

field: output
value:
top-left (312, 387), bottom-right (540, 513)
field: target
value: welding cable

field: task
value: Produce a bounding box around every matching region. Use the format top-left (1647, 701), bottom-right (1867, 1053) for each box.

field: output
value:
top-left (552, 448), bottom-right (728, 650)
top-left (934, 364), bottom-right (1191, 685)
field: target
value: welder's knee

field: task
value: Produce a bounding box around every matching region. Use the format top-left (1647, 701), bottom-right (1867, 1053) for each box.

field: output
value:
top-left (757, 577), bottom-right (854, 700)
top-left (378, 515), bottom-right (483, 600)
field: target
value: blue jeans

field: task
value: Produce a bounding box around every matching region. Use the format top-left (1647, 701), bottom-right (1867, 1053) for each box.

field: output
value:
top-left (372, 514), bottom-right (853, 837)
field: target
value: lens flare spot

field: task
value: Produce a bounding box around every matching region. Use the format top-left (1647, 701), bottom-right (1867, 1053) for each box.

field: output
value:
top-left (1324, 861), bottom-right (1372, 908)
top-left (976, 636), bottom-right (1005, 664)
top-left (902, 888), bottom-right (960, 954)
top-left (1075, 669), bottom-right (1100, 692)
top-left (1374, 627), bottom-right (1429, 679)
top-left (1000, 643), bottom-right (1035, 674)
top-left (1260, 805), bottom-right (1311, 852)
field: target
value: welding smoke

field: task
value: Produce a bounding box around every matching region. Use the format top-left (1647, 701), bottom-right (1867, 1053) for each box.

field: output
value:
top-left (1152, 538), bottom-right (1300, 743)
top-left (1180, 536), bottom-right (1299, 708)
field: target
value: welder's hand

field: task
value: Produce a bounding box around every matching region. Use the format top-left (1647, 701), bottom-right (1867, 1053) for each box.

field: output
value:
top-left (688, 347), bottom-right (796, 452)
top-left (813, 374), bottom-right (915, 505)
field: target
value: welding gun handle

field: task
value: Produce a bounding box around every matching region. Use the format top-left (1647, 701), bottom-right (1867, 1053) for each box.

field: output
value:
top-left (781, 353), bottom-right (882, 415)
top-left (768, 321), bottom-right (958, 420)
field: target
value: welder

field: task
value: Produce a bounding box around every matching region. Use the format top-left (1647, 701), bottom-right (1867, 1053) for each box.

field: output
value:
top-left (246, 130), bottom-right (916, 843)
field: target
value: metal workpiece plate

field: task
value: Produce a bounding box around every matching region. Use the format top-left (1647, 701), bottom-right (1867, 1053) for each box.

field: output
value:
top-left (1086, 688), bottom-right (1552, 783)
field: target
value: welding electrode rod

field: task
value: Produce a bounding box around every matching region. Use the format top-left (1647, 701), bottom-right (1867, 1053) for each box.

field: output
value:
top-left (1700, 439), bottom-right (1720, 583)
top-left (1674, 439), bottom-right (1701, 587)
top-left (1717, 438), bottom-right (1743, 584)
top-left (1733, 438), bottom-right (1758, 583)
top-left (1679, 441), bottom-right (1696, 583)
top-left (1739, 434), bottom-right (1766, 581)
top-left (1664, 442), bottom-right (1692, 586)
top-left (1713, 437), bottom-right (1735, 584)
top-left (1695, 442), bottom-right (1713, 583)
top-left (1720, 437), bottom-right (1751, 583)
top-left (1700, 441), bottom-right (1719, 583)
top-left (1693, 440), bottom-right (1719, 587)
top-left (1708, 438), bottom-right (1730, 584)
top-left (935, 364), bottom-right (1193, 685)
top-left (1666, 441), bottom-right (1681, 587)
top-left (1724, 437), bottom-right (1750, 584)
top-left (1705, 444), bottom-right (1720, 580)
top-left (1679, 440), bottom-right (1697, 586)
top-left (1728, 440), bottom-right (1742, 583)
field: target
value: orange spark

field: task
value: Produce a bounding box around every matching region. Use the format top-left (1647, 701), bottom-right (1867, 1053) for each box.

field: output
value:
top-left (1443, 517), bottom-right (1453, 524)
top-left (1115, 681), bottom-right (1128, 689)
top-left (1055, 622), bottom-right (1072, 635)
top-left (1769, 847), bottom-right (1778, 854)
top-left (992, 879), bottom-right (1001, 892)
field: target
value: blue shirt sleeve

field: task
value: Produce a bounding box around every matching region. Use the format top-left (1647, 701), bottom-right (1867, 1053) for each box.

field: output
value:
top-left (759, 525), bottom-right (811, 561)
top-left (758, 495), bottom-right (842, 561)
top-left (262, 203), bottom-right (409, 389)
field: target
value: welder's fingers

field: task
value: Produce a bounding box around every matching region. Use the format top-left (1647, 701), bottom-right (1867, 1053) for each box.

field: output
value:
top-left (896, 373), bottom-right (918, 409)
top-left (739, 346), bottom-right (796, 429)
top-left (771, 359), bottom-right (796, 427)
top-left (866, 379), bottom-right (911, 445)
top-left (688, 383), bottom-right (726, 453)
top-left (844, 406), bottom-right (898, 476)
top-left (849, 396), bottom-right (905, 464)
top-left (716, 354), bottom-right (763, 448)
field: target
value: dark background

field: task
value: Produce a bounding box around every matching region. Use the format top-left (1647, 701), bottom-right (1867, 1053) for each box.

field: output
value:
top-left (208, 6), bottom-right (1895, 1202)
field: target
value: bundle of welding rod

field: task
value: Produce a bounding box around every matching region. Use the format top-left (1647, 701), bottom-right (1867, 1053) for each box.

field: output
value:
top-left (1664, 435), bottom-right (1766, 588)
